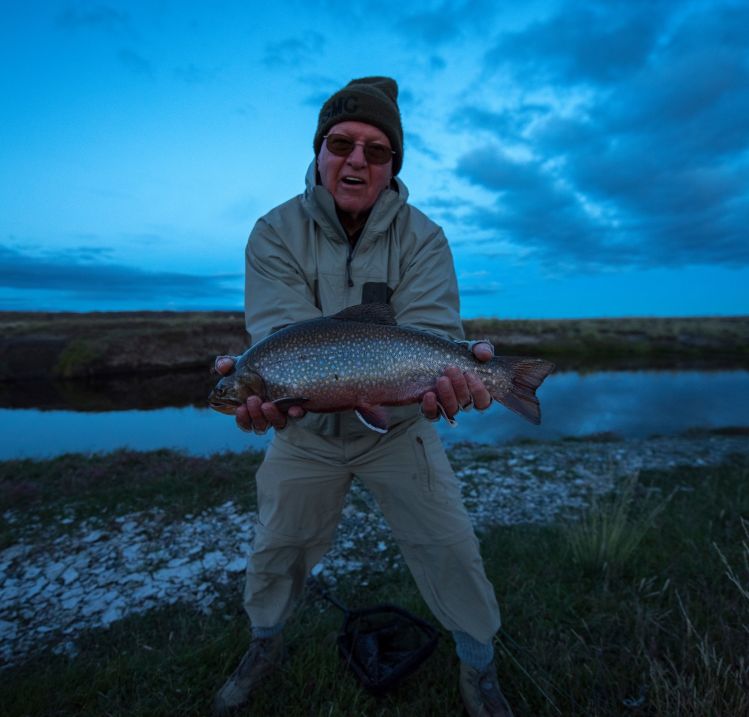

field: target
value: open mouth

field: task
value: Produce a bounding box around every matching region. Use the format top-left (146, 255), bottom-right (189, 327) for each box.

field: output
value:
top-left (341, 176), bottom-right (366, 186)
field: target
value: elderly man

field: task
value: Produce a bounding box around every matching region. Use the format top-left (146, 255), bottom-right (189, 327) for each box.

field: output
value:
top-left (213, 77), bottom-right (513, 717)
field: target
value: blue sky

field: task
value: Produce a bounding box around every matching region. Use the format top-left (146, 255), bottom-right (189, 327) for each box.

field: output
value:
top-left (1, 0), bottom-right (747, 318)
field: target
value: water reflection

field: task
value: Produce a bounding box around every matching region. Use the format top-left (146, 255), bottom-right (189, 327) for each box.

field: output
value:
top-left (0, 371), bottom-right (216, 412)
top-left (2, 356), bottom-right (740, 412)
top-left (2, 368), bottom-right (748, 460)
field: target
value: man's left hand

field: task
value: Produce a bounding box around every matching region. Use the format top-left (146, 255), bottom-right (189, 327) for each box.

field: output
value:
top-left (421, 341), bottom-right (493, 422)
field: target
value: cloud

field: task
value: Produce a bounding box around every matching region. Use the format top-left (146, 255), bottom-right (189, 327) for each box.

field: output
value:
top-left (0, 245), bottom-right (239, 300)
top-left (174, 63), bottom-right (220, 84)
top-left (397, 0), bottom-right (501, 46)
top-left (404, 130), bottom-right (441, 161)
top-left (117, 48), bottom-right (153, 77)
top-left (430, 55), bottom-right (447, 71)
top-left (452, 1), bottom-right (749, 271)
top-left (450, 103), bottom-right (551, 140)
top-left (262, 33), bottom-right (325, 69)
top-left (456, 146), bottom-right (630, 269)
top-left (483, 1), bottom-right (668, 85)
top-left (55, 4), bottom-right (130, 33)
top-left (460, 285), bottom-right (502, 297)
top-left (299, 73), bottom-right (355, 109)
top-left (303, 89), bottom-right (332, 109)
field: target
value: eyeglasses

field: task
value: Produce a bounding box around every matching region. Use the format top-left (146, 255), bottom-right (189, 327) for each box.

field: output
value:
top-left (323, 133), bottom-right (395, 165)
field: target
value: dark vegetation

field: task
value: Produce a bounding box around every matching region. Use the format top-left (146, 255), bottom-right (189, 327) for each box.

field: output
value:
top-left (1, 311), bottom-right (746, 382)
top-left (0, 311), bottom-right (246, 380)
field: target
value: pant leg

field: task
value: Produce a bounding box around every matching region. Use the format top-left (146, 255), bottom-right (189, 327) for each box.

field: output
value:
top-left (243, 432), bottom-right (351, 627)
top-left (351, 420), bottom-right (501, 644)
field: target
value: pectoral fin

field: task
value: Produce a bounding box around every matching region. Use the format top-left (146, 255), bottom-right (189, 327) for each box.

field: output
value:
top-left (355, 405), bottom-right (390, 433)
top-left (272, 396), bottom-right (309, 411)
top-left (436, 401), bottom-right (458, 427)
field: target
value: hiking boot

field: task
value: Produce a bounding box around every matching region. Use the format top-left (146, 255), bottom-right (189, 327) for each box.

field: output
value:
top-left (459, 661), bottom-right (514, 717)
top-left (212, 634), bottom-right (284, 716)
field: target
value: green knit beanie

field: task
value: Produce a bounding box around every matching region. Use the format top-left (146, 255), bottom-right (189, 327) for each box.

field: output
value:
top-left (314, 76), bottom-right (403, 175)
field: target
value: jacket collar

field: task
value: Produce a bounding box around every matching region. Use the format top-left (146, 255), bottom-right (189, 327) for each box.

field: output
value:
top-left (301, 160), bottom-right (408, 242)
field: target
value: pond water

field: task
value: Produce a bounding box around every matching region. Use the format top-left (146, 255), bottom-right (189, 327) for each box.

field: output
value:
top-left (2, 368), bottom-right (748, 460)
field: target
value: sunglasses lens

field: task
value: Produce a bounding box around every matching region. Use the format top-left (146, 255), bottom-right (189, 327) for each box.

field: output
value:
top-left (364, 144), bottom-right (392, 164)
top-left (325, 134), bottom-right (393, 164)
top-left (326, 135), bottom-right (355, 156)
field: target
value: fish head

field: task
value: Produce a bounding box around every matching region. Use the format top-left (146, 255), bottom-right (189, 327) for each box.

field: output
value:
top-left (208, 355), bottom-right (266, 415)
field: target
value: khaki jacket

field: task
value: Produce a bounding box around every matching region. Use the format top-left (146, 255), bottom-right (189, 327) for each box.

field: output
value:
top-left (244, 162), bottom-right (465, 436)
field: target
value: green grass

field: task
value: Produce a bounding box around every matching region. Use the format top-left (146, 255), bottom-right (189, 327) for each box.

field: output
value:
top-left (563, 471), bottom-right (672, 574)
top-left (1, 455), bottom-right (748, 715)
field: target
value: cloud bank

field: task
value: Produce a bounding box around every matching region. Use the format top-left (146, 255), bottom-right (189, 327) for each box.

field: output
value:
top-left (0, 245), bottom-right (239, 303)
top-left (452, 1), bottom-right (749, 271)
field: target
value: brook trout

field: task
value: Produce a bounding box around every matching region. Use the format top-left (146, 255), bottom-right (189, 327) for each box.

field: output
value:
top-left (209, 303), bottom-right (555, 432)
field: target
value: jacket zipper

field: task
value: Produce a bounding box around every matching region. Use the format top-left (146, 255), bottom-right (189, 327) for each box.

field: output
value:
top-left (346, 243), bottom-right (354, 288)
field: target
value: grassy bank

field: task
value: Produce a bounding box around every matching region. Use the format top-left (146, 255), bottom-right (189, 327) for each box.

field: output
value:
top-left (0, 311), bottom-right (246, 380)
top-left (0, 449), bottom-right (264, 549)
top-left (1, 311), bottom-right (747, 380)
top-left (469, 314), bottom-right (749, 363)
top-left (2, 448), bottom-right (747, 715)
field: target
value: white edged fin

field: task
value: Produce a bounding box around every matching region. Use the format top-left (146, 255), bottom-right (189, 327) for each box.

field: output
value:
top-left (436, 401), bottom-right (458, 427)
top-left (355, 406), bottom-right (390, 433)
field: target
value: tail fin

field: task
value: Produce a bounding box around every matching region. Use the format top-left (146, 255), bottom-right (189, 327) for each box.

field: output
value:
top-left (489, 357), bottom-right (555, 425)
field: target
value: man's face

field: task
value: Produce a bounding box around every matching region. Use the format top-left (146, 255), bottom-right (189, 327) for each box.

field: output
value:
top-left (317, 121), bottom-right (394, 220)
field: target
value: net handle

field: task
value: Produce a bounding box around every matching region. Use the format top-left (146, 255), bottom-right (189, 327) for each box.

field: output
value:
top-left (306, 575), bottom-right (350, 615)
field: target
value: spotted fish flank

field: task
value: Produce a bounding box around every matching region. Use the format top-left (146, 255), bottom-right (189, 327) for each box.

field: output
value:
top-left (209, 303), bottom-right (555, 432)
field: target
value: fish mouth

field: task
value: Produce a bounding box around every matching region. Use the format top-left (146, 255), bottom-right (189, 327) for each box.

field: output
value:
top-left (208, 397), bottom-right (241, 415)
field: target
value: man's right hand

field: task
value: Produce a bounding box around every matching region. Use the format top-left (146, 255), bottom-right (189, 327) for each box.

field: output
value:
top-left (214, 356), bottom-right (305, 433)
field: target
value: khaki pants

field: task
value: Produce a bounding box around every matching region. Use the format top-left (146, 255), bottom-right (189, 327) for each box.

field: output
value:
top-left (244, 417), bottom-right (501, 643)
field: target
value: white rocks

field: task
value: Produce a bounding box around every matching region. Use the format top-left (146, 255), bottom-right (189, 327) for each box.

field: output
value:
top-left (102, 600), bottom-right (127, 626)
top-left (44, 561), bottom-right (67, 582)
top-left (61, 594), bottom-right (81, 611)
top-left (226, 556), bottom-right (246, 573)
top-left (201, 551), bottom-right (226, 570)
top-left (61, 567), bottom-right (79, 584)
top-left (26, 576), bottom-right (49, 599)
top-left (0, 619), bottom-right (18, 641)
top-left (0, 499), bottom-right (263, 667)
top-left (82, 529), bottom-right (106, 544)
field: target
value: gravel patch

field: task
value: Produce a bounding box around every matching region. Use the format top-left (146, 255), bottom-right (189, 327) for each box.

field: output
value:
top-left (1, 435), bottom-right (747, 668)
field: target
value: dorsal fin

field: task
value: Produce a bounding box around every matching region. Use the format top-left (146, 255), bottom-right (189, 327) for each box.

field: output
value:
top-left (329, 303), bottom-right (397, 326)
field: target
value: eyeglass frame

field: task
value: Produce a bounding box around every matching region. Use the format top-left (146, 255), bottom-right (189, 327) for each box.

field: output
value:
top-left (322, 133), bottom-right (396, 165)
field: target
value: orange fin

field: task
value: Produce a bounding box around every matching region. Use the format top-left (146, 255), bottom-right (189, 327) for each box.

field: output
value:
top-left (493, 358), bottom-right (555, 425)
top-left (355, 405), bottom-right (390, 433)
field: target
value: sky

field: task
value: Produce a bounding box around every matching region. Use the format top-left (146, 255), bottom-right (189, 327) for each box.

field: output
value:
top-left (1, 0), bottom-right (748, 319)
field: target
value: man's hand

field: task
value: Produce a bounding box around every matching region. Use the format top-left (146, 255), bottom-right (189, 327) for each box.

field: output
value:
top-left (421, 341), bottom-right (494, 423)
top-left (214, 356), bottom-right (305, 433)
